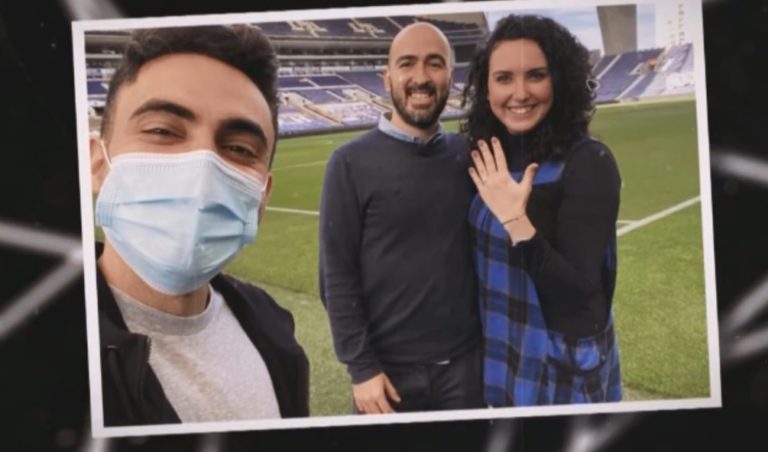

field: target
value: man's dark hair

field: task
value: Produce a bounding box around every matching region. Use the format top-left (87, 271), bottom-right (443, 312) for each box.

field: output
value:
top-left (460, 14), bottom-right (595, 162)
top-left (100, 25), bottom-right (279, 164)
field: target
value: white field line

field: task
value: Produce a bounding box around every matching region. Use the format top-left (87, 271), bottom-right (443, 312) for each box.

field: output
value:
top-left (266, 196), bottom-right (702, 235)
top-left (617, 196), bottom-right (700, 237)
top-left (271, 159), bottom-right (328, 171)
top-left (595, 94), bottom-right (695, 109)
top-left (265, 206), bottom-right (319, 216)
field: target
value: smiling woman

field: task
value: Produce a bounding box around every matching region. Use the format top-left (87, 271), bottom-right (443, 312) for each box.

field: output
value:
top-left (486, 39), bottom-right (554, 135)
top-left (461, 14), bottom-right (622, 407)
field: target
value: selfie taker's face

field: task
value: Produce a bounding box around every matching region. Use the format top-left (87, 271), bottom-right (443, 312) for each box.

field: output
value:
top-left (487, 39), bottom-right (554, 134)
top-left (101, 53), bottom-right (275, 185)
top-left (384, 25), bottom-right (452, 130)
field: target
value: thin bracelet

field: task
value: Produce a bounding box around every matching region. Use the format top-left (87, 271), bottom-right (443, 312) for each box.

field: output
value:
top-left (501, 214), bottom-right (524, 225)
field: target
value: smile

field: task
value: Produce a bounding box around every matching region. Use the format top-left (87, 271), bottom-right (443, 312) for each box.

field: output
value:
top-left (407, 92), bottom-right (435, 108)
top-left (506, 105), bottom-right (536, 115)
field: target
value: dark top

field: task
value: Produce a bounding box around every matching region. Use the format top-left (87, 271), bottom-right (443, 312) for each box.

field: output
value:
top-left (497, 133), bottom-right (621, 337)
top-left (319, 124), bottom-right (481, 384)
top-left (97, 244), bottom-right (310, 426)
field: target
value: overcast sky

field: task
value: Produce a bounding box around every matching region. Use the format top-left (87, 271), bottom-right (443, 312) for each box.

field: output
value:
top-left (485, 4), bottom-right (656, 54)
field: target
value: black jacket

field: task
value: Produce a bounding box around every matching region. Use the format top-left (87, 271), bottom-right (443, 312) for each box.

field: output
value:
top-left (97, 246), bottom-right (310, 426)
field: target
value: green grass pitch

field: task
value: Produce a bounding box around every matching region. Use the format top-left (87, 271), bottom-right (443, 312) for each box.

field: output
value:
top-left (224, 98), bottom-right (710, 415)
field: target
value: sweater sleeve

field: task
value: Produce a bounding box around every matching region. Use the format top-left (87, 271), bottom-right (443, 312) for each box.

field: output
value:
top-left (318, 149), bottom-right (382, 384)
top-left (521, 142), bottom-right (621, 337)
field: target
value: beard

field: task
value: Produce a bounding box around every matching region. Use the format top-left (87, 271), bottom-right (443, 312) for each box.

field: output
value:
top-left (390, 82), bottom-right (450, 130)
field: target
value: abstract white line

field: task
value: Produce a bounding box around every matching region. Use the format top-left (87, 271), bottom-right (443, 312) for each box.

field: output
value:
top-left (721, 274), bottom-right (768, 340)
top-left (712, 152), bottom-right (768, 188)
top-left (0, 253), bottom-right (83, 342)
top-left (0, 221), bottom-right (82, 256)
top-left (722, 323), bottom-right (768, 366)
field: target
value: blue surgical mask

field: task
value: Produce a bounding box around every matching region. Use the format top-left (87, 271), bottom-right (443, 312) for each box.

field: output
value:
top-left (95, 145), bottom-right (266, 295)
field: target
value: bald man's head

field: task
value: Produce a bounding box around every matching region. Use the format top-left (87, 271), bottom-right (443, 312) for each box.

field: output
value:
top-left (388, 22), bottom-right (453, 67)
top-left (383, 22), bottom-right (453, 137)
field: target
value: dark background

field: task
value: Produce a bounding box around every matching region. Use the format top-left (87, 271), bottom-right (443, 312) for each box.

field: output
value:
top-left (1, 0), bottom-right (767, 450)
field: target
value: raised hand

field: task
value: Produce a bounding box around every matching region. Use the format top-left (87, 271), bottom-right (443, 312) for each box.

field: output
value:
top-left (468, 136), bottom-right (538, 226)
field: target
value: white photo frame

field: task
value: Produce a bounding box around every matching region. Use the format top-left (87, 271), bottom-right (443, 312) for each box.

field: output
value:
top-left (73, 0), bottom-right (720, 438)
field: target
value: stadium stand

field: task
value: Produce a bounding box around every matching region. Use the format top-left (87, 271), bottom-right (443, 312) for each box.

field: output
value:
top-left (594, 48), bottom-right (664, 102)
top-left (336, 70), bottom-right (388, 97)
top-left (389, 15), bottom-right (418, 28)
top-left (87, 81), bottom-right (108, 96)
top-left (316, 19), bottom-right (365, 38)
top-left (295, 89), bottom-right (344, 104)
top-left (663, 43), bottom-right (694, 73)
top-left (612, 43), bottom-right (695, 100)
top-left (352, 17), bottom-right (401, 37)
top-left (277, 105), bottom-right (338, 135)
top-left (308, 75), bottom-right (350, 86)
top-left (278, 77), bottom-right (316, 89)
top-left (452, 66), bottom-right (470, 90)
top-left (591, 56), bottom-right (614, 78)
top-left (256, 21), bottom-right (313, 38)
top-left (314, 102), bottom-right (384, 126)
top-left (387, 15), bottom-right (484, 43)
top-left (83, 18), bottom-right (695, 136)
top-left (621, 73), bottom-right (657, 99)
top-left (441, 104), bottom-right (465, 119)
top-left (326, 88), bottom-right (353, 100)
top-left (258, 18), bottom-right (399, 40)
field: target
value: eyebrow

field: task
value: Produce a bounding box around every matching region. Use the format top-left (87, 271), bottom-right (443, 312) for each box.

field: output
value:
top-left (216, 118), bottom-right (269, 148)
top-left (491, 66), bottom-right (549, 75)
top-left (130, 99), bottom-right (197, 122)
top-left (395, 53), bottom-right (447, 65)
top-left (426, 54), bottom-right (447, 64)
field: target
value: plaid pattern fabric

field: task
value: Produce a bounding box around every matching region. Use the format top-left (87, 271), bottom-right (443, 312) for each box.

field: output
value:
top-left (470, 160), bottom-right (622, 406)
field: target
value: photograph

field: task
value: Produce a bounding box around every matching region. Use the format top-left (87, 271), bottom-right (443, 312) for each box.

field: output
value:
top-left (71, 0), bottom-right (720, 438)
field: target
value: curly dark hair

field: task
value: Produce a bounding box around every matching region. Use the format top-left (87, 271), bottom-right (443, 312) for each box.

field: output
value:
top-left (460, 14), bottom-right (596, 162)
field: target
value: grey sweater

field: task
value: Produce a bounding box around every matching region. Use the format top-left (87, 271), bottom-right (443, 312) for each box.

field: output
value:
top-left (112, 285), bottom-right (281, 422)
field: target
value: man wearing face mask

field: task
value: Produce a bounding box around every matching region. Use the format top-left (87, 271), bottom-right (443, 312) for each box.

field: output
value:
top-left (91, 25), bottom-right (309, 426)
top-left (319, 23), bottom-right (483, 414)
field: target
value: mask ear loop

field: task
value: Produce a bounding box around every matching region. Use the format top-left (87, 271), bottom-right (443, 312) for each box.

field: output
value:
top-left (256, 176), bottom-right (269, 194)
top-left (99, 139), bottom-right (113, 169)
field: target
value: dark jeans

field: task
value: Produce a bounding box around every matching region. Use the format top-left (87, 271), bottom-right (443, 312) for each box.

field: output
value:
top-left (354, 344), bottom-right (485, 413)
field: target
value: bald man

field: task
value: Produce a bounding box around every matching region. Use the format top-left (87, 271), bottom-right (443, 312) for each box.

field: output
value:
top-left (319, 22), bottom-right (483, 414)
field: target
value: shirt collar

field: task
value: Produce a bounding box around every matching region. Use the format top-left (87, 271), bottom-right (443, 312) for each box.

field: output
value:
top-left (377, 113), bottom-right (444, 146)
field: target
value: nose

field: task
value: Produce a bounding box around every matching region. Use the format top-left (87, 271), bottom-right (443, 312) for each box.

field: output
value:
top-left (411, 62), bottom-right (429, 84)
top-left (511, 79), bottom-right (530, 103)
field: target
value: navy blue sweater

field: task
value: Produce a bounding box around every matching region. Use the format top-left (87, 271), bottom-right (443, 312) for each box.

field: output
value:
top-left (319, 127), bottom-right (481, 384)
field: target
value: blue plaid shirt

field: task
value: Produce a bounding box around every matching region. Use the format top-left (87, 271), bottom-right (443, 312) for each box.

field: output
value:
top-left (470, 157), bottom-right (622, 406)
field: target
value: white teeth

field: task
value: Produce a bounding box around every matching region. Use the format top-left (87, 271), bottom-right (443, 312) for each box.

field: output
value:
top-left (508, 105), bottom-right (534, 114)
